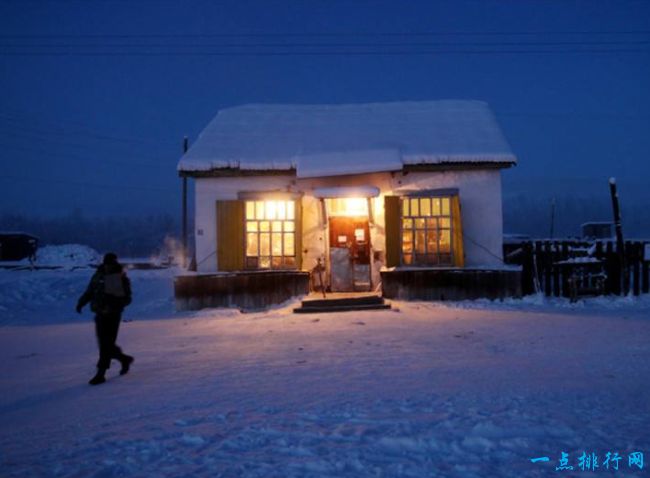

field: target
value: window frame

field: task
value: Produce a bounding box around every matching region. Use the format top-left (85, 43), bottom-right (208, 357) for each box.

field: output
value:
top-left (243, 199), bottom-right (298, 270)
top-left (399, 194), bottom-right (456, 267)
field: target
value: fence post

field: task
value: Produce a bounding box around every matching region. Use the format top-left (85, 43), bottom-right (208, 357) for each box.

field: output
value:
top-left (641, 242), bottom-right (650, 294)
top-left (632, 242), bottom-right (641, 296)
top-left (521, 242), bottom-right (535, 295)
top-left (549, 241), bottom-right (558, 297)
top-left (561, 242), bottom-right (571, 298)
top-left (605, 241), bottom-right (620, 295)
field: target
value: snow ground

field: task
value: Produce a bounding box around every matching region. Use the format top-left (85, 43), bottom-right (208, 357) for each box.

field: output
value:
top-left (0, 268), bottom-right (649, 477)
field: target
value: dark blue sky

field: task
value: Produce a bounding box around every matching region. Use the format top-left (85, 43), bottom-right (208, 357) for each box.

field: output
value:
top-left (1, 0), bottom-right (649, 217)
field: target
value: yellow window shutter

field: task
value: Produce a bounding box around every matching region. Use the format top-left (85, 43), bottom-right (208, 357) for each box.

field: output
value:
top-left (451, 195), bottom-right (465, 267)
top-left (384, 195), bottom-right (401, 268)
top-left (216, 200), bottom-right (244, 271)
top-left (295, 198), bottom-right (303, 270)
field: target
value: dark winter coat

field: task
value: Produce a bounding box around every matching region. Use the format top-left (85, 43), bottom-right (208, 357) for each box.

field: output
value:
top-left (77, 263), bottom-right (132, 315)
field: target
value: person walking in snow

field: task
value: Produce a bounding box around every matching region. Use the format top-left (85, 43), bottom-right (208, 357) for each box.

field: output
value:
top-left (76, 252), bottom-right (134, 385)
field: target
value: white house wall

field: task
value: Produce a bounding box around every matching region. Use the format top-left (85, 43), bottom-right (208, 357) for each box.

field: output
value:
top-left (193, 169), bottom-right (504, 274)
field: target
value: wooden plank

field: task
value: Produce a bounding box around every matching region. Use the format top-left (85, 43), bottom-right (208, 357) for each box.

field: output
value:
top-left (521, 242), bottom-right (535, 295)
top-left (551, 241), bottom-right (560, 297)
top-left (384, 196), bottom-right (401, 268)
top-left (451, 195), bottom-right (465, 267)
top-left (216, 200), bottom-right (245, 271)
top-left (295, 198), bottom-right (303, 270)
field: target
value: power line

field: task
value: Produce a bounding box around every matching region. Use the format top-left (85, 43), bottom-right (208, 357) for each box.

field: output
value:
top-left (0, 174), bottom-right (176, 193)
top-left (2, 48), bottom-right (649, 56)
top-left (0, 122), bottom-right (175, 160)
top-left (0, 111), bottom-right (177, 147)
top-left (1, 30), bottom-right (649, 39)
top-left (3, 40), bottom-right (650, 48)
top-left (0, 143), bottom-right (170, 168)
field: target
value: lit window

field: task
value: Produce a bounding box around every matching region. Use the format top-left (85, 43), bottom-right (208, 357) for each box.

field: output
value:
top-left (326, 197), bottom-right (368, 217)
top-left (245, 200), bottom-right (296, 269)
top-left (401, 196), bottom-right (453, 266)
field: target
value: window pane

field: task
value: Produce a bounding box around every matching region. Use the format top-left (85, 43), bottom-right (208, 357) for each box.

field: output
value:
top-left (272, 221), bottom-right (282, 232)
top-left (402, 198), bottom-right (410, 217)
top-left (440, 217), bottom-right (451, 228)
top-left (260, 221), bottom-right (270, 232)
top-left (439, 253), bottom-right (452, 265)
top-left (260, 233), bottom-right (270, 255)
top-left (441, 197), bottom-right (450, 216)
top-left (402, 230), bottom-right (413, 253)
top-left (246, 233), bottom-right (259, 257)
top-left (432, 198), bottom-right (441, 216)
top-left (410, 198), bottom-right (419, 217)
top-left (415, 230), bottom-right (426, 254)
top-left (284, 221), bottom-right (295, 232)
top-left (266, 201), bottom-right (277, 220)
top-left (246, 201), bottom-right (255, 220)
top-left (439, 229), bottom-right (451, 253)
top-left (271, 232), bottom-right (282, 255)
top-left (284, 256), bottom-right (296, 267)
top-left (420, 198), bottom-right (431, 216)
top-left (260, 256), bottom-right (270, 268)
top-left (287, 201), bottom-right (295, 220)
top-left (255, 201), bottom-right (265, 220)
top-left (277, 201), bottom-right (286, 220)
top-left (427, 230), bottom-right (438, 254)
top-left (403, 253), bottom-right (412, 265)
top-left (284, 233), bottom-right (295, 255)
top-left (246, 221), bottom-right (258, 232)
top-left (272, 257), bottom-right (282, 268)
top-left (415, 218), bottom-right (426, 229)
top-left (402, 218), bottom-right (413, 230)
top-left (426, 218), bottom-right (437, 229)
top-left (246, 257), bottom-right (258, 268)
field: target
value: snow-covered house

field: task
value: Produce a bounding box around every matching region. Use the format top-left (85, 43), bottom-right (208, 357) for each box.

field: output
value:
top-left (175, 100), bottom-right (521, 310)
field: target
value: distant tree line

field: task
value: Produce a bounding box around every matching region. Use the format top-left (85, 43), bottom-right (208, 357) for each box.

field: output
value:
top-left (503, 194), bottom-right (650, 239)
top-left (1, 193), bottom-right (648, 257)
top-left (0, 210), bottom-right (186, 257)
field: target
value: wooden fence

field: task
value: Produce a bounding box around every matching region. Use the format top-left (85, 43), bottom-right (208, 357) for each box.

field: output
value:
top-left (505, 240), bottom-right (649, 298)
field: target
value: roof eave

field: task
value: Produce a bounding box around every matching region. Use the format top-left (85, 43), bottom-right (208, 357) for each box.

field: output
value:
top-left (179, 160), bottom-right (516, 178)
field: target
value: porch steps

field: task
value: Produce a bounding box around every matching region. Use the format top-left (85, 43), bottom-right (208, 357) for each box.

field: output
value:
top-left (293, 294), bottom-right (391, 314)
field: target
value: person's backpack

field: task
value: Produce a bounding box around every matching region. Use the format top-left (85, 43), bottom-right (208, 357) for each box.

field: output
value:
top-left (90, 270), bottom-right (127, 314)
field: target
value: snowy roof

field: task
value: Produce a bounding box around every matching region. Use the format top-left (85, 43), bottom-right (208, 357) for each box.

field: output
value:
top-left (178, 100), bottom-right (516, 178)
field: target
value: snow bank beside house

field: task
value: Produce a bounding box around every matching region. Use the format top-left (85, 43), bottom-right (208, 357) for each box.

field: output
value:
top-left (35, 244), bottom-right (101, 267)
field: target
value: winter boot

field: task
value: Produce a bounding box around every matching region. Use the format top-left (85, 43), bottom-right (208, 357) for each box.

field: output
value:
top-left (89, 369), bottom-right (106, 385)
top-left (119, 355), bottom-right (134, 376)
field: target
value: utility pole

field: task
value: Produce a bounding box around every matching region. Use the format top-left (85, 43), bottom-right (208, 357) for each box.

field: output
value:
top-left (609, 177), bottom-right (626, 295)
top-left (182, 136), bottom-right (189, 268)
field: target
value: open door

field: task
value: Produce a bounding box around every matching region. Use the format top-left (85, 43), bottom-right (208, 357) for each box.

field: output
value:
top-left (329, 216), bottom-right (371, 291)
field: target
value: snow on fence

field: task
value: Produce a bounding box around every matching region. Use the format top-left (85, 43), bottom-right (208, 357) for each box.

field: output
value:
top-left (506, 240), bottom-right (649, 298)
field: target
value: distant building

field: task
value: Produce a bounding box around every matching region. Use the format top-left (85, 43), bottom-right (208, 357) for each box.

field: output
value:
top-left (0, 232), bottom-right (38, 261)
top-left (582, 222), bottom-right (613, 240)
top-left (176, 100), bottom-right (520, 309)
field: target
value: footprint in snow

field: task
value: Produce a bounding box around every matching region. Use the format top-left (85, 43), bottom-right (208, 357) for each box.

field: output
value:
top-left (353, 321), bottom-right (366, 326)
top-left (311, 318), bottom-right (320, 323)
top-left (15, 352), bottom-right (38, 359)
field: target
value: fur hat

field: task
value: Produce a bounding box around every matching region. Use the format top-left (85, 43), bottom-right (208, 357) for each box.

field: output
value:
top-left (103, 252), bottom-right (118, 265)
